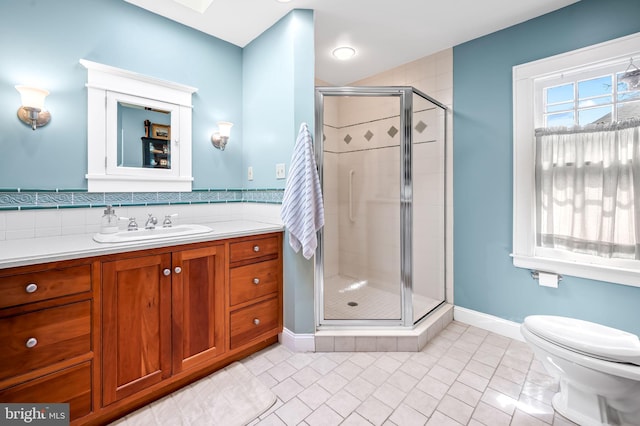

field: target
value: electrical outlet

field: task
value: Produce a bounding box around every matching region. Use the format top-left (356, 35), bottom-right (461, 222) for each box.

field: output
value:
top-left (276, 163), bottom-right (286, 179)
top-left (248, 166), bottom-right (254, 181)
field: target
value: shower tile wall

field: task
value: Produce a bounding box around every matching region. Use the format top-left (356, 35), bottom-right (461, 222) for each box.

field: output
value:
top-left (352, 49), bottom-right (453, 306)
top-left (322, 97), bottom-right (340, 280)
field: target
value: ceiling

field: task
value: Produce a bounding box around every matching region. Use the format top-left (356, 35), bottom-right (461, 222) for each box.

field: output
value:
top-left (124, 0), bottom-right (580, 86)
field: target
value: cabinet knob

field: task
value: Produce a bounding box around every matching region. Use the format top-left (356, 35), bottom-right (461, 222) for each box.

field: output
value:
top-left (253, 278), bottom-right (260, 285)
top-left (163, 268), bottom-right (171, 276)
top-left (174, 267), bottom-right (182, 274)
top-left (253, 245), bottom-right (260, 252)
top-left (25, 337), bottom-right (38, 348)
top-left (253, 318), bottom-right (260, 326)
top-left (25, 283), bottom-right (38, 294)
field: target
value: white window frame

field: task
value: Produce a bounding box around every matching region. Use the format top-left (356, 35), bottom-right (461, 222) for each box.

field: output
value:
top-left (512, 32), bottom-right (640, 288)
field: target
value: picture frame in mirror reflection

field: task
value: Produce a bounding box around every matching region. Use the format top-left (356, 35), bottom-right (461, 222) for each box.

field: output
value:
top-left (151, 123), bottom-right (171, 140)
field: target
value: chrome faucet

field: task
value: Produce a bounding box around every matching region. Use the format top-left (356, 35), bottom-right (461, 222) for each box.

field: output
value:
top-left (145, 214), bottom-right (158, 230)
top-left (162, 213), bottom-right (178, 228)
top-left (122, 217), bottom-right (138, 231)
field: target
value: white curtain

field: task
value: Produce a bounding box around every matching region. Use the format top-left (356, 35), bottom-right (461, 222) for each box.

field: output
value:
top-left (535, 120), bottom-right (640, 260)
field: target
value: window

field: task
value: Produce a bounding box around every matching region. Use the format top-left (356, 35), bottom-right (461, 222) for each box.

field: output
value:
top-left (513, 32), bottom-right (640, 287)
top-left (541, 69), bottom-right (640, 128)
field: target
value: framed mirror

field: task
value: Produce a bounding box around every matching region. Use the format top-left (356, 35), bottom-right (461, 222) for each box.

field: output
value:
top-left (81, 59), bottom-right (197, 192)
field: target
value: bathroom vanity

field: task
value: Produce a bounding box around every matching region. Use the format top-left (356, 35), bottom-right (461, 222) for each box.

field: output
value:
top-left (0, 225), bottom-right (283, 425)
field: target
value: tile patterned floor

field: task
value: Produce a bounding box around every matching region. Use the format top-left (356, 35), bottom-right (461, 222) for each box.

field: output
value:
top-left (243, 321), bottom-right (579, 426)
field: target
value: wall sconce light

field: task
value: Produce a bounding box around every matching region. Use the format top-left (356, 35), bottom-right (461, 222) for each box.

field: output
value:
top-left (15, 85), bottom-right (51, 130)
top-left (211, 121), bottom-right (233, 151)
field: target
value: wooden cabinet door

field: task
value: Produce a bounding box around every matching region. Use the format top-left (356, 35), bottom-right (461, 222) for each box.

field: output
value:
top-left (102, 253), bottom-right (172, 406)
top-left (172, 245), bottom-right (225, 373)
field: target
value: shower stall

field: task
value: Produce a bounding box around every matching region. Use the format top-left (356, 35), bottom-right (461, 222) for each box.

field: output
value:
top-left (315, 86), bottom-right (447, 328)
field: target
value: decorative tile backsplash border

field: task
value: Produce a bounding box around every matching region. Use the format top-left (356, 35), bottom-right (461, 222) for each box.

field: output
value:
top-left (0, 188), bottom-right (284, 210)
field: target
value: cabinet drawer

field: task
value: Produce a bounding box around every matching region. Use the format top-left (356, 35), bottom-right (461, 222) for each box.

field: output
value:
top-left (230, 297), bottom-right (279, 350)
top-left (230, 259), bottom-right (280, 306)
top-left (0, 264), bottom-right (92, 309)
top-left (0, 301), bottom-right (92, 381)
top-left (0, 362), bottom-right (92, 422)
top-left (230, 236), bottom-right (280, 263)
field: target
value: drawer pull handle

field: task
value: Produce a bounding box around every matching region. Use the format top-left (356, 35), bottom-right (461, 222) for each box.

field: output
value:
top-left (25, 283), bottom-right (38, 293)
top-left (163, 268), bottom-right (171, 276)
top-left (253, 278), bottom-right (260, 285)
top-left (174, 267), bottom-right (182, 274)
top-left (26, 337), bottom-right (38, 348)
top-left (253, 318), bottom-right (260, 325)
top-left (253, 245), bottom-right (260, 252)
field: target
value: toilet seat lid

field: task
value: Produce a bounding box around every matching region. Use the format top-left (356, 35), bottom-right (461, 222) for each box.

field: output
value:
top-left (523, 315), bottom-right (640, 365)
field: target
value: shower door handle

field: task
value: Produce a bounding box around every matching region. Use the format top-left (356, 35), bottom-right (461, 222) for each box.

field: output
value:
top-left (349, 169), bottom-right (355, 222)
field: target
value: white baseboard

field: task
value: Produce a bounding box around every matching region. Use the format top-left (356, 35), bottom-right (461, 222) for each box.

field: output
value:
top-left (453, 306), bottom-right (524, 342)
top-left (280, 308), bottom-right (523, 352)
top-left (279, 328), bottom-right (316, 352)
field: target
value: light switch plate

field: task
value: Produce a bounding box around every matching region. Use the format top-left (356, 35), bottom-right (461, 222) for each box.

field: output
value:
top-left (248, 166), bottom-right (254, 181)
top-left (276, 163), bottom-right (286, 179)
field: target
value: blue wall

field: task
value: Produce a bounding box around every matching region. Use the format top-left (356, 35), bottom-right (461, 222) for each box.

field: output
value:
top-left (453, 0), bottom-right (640, 335)
top-left (242, 9), bottom-right (316, 191)
top-left (243, 10), bottom-right (316, 333)
top-left (0, 0), bottom-right (243, 189)
top-left (0, 1), bottom-right (316, 333)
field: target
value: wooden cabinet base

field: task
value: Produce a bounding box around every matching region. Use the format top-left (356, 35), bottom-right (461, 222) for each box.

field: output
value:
top-left (0, 362), bottom-right (92, 422)
top-left (0, 232), bottom-right (283, 426)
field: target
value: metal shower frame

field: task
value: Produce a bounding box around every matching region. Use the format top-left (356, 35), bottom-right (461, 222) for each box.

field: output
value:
top-left (314, 86), bottom-right (448, 328)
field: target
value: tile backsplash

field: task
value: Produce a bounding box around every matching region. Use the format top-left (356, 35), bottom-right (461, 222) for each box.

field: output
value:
top-left (0, 188), bottom-right (283, 210)
top-left (0, 189), bottom-right (284, 241)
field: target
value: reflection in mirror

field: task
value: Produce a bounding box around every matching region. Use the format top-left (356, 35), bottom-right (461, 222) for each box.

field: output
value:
top-left (117, 102), bottom-right (171, 169)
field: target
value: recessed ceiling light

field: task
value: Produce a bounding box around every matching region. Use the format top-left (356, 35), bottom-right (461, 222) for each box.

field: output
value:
top-left (332, 46), bottom-right (356, 60)
top-left (276, 0), bottom-right (293, 3)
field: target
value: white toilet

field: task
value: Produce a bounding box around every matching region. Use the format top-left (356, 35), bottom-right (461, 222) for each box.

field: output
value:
top-left (520, 315), bottom-right (640, 426)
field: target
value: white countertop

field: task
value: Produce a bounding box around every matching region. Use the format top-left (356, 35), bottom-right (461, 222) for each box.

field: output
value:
top-left (0, 220), bottom-right (283, 270)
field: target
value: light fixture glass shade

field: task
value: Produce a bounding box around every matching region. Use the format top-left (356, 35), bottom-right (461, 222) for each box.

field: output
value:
top-left (217, 121), bottom-right (233, 138)
top-left (621, 69), bottom-right (640, 89)
top-left (15, 85), bottom-right (49, 110)
top-left (620, 58), bottom-right (640, 90)
top-left (332, 46), bottom-right (356, 60)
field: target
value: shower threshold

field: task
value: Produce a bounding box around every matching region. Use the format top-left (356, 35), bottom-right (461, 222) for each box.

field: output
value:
top-left (314, 303), bottom-right (453, 352)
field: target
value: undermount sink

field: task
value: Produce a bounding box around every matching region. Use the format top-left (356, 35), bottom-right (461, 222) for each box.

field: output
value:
top-left (93, 224), bottom-right (213, 243)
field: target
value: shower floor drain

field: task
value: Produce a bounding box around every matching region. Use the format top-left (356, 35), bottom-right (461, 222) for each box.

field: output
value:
top-left (347, 301), bottom-right (358, 307)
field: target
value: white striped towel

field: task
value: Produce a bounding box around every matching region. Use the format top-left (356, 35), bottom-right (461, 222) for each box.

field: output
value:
top-left (281, 123), bottom-right (325, 259)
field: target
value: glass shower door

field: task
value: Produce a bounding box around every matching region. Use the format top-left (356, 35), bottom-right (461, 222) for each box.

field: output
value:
top-left (317, 90), bottom-right (404, 324)
top-left (411, 91), bottom-right (446, 323)
top-left (315, 86), bottom-right (448, 329)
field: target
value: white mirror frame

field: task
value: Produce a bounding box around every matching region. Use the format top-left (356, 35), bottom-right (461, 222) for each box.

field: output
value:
top-left (80, 59), bottom-right (198, 192)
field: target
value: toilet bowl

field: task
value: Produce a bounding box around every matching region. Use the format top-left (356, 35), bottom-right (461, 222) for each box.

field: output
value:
top-left (520, 315), bottom-right (640, 426)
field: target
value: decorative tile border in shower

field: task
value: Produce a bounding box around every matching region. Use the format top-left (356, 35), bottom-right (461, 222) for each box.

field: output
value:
top-left (0, 188), bottom-right (284, 211)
